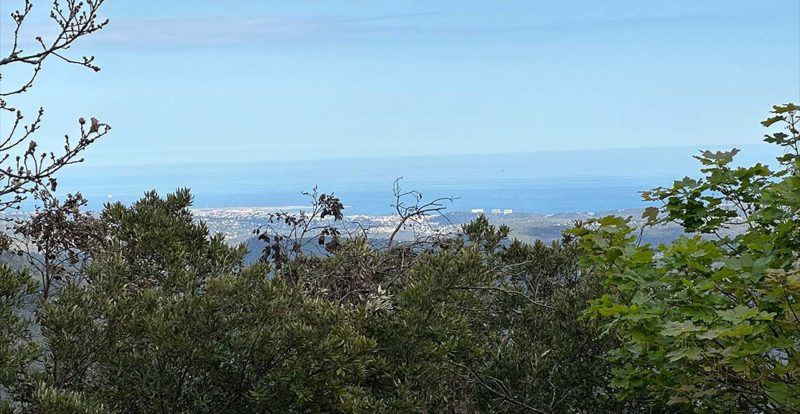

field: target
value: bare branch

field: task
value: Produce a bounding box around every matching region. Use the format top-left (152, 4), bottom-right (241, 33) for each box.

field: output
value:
top-left (0, 0), bottom-right (109, 213)
top-left (387, 177), bottom-right (456, 247)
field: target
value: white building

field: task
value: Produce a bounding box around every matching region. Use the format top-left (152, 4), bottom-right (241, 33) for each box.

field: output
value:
top-left (470, 208), bottom-right (484, 214)
top-left (502, 209), bottom-right (513, 215)
top-left (491, 209), bottom-right (502, 214)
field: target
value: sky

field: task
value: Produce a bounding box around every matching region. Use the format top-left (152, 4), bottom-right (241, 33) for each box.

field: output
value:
top-left (1, 0), bottom-right (799, 167)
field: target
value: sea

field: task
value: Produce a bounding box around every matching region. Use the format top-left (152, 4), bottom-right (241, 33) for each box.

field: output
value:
top-left (48, 145), bottom-right (777, 216)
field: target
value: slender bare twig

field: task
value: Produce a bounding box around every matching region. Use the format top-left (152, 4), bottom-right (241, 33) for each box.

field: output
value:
top-left (0, 0), bottom-right (109, 214)
top-left (387, 177), bottom-right (456, 247)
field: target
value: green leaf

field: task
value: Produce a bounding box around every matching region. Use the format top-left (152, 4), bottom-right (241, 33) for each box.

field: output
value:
top-left (761, 115), bottom-right (784, 127)
top-left (667, 346), bottom-right (702, 362)
top-left (641, 207), bottom-right (659, 224)
top-left (661, 320), bottom-right (703, 337)
top-left (598, 303), bottom-right (630, 317)
top-left (716, 305), bottom-right (758, 324)
top-left (772, 103), bottom-right (799, 113)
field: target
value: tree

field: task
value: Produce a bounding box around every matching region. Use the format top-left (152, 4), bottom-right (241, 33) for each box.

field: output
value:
top-left (37, 190), bottom-right (377, 413)
top-left (12, 191), bottom-right (100, 300)
top-left (292, 213), bottom-right (627, 412)
top-left (571, 104), bottom-right (800, 412)
top-left (1, 3), bottom-right (109, 411)
top-left (254, 186), bottom-right (346, 288)
top-left (0, 265), bottom-right (39, 414)
top-left (0, 0), bottom-right (110, 213)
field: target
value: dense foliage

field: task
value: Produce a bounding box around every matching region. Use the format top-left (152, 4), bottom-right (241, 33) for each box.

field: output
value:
top-left (0, 105), bottom-right (798, 413)
top-left (571, 104), bottom-right (800, 412)
top-left (1, 196), bottom-right (619, 413)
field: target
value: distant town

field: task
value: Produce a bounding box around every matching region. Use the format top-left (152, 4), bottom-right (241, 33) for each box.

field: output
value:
top-left (192, 207), bottom-right (690, 248)
top-left (469, 208), bottom-right (513, 215)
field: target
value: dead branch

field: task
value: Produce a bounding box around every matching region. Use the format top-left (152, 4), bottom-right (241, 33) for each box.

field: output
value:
top-left (387, 177), bottom-right (456, 247)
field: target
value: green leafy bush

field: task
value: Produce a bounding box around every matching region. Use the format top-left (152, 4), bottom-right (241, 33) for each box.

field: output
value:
top-left (571, 104), bottom-right (800, 412)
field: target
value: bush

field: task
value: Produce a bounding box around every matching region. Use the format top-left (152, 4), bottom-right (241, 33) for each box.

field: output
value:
top-left (571, 104), bottom-right (800, 412)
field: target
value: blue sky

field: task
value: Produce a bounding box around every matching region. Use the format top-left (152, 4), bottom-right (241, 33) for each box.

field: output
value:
top-left (1, 0), bottom-right (799, 167)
